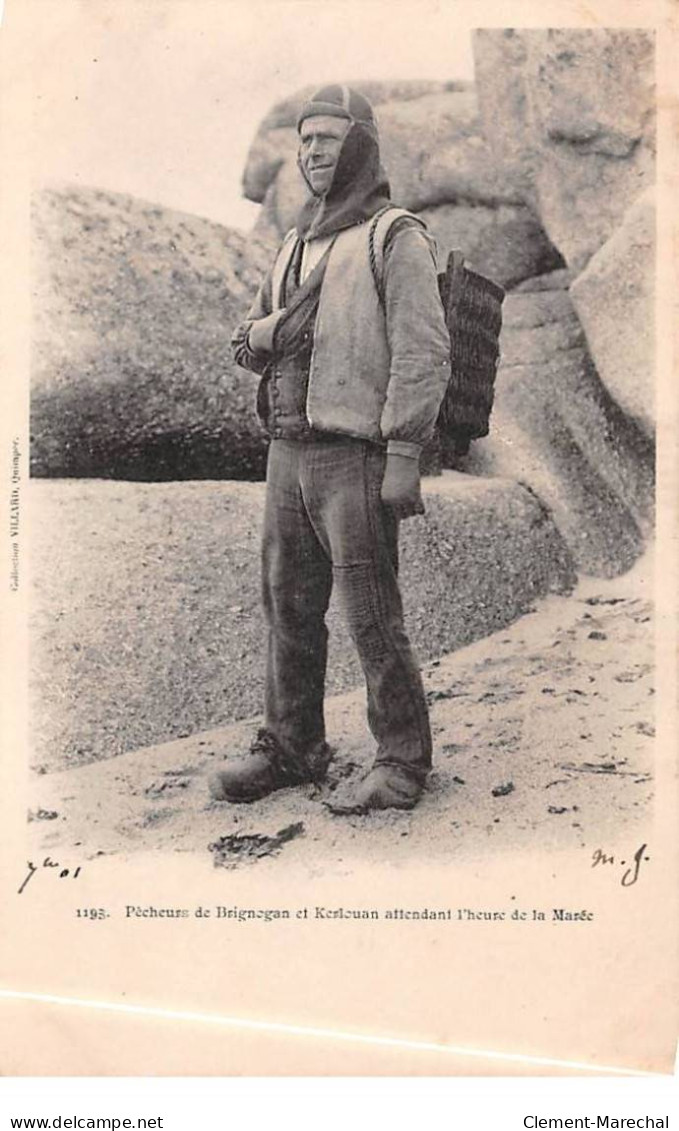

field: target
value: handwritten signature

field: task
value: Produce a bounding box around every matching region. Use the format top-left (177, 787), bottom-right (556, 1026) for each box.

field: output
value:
top-left (18, 856), bottom-right (82, 895)
top-left (592, 843), bottom-right (649, 887)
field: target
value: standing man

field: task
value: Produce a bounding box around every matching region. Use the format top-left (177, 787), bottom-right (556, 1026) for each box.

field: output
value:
top-left (209, 85), bottom-right (451, 811)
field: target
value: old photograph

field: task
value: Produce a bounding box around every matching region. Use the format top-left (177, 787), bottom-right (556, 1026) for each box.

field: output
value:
top-left (1, 0), bottom-right (677, 1078)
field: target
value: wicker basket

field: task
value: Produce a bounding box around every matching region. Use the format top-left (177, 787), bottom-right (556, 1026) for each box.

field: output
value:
top-left (436, 250), bottom-right (505, 454)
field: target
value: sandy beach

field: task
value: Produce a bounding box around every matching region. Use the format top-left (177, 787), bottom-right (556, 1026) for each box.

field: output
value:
top-left (30, 547), bottom-right (653, 873)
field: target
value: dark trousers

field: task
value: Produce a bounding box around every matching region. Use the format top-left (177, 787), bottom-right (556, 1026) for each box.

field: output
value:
top-left (262, 437), bottom-right (432, 779)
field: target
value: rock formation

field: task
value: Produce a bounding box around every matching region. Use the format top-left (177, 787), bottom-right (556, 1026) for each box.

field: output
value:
top-left (30, 477), bottom-right (575, 770)
top-left (31, 187), bottom-right (273, 480)
top-left (472, 29), bottom-right (655, 272)
top-left (242, 40), bottom-right (655, 577)
top-left (570, 187), bottom-right (655, 437)
top-left (31, 32), bottom-right (656, 582)
top-left (473, 29), bottom-right (656, 439)
top-left (463, 271), bottom-right (654, 577)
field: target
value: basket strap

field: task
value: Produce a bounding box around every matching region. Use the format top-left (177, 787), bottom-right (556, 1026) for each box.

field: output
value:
top-left (271, 228), bottom-right (300, 311)
top-left (368, 206), bottom-right (428, 306)
top-left (442, 249), bottom-right (467, 322)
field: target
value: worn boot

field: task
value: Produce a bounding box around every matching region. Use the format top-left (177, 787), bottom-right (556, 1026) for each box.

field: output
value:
top-left (326, 763), bottom-right (426, 814)
top-left (208, 728), bottom-right (331, 804)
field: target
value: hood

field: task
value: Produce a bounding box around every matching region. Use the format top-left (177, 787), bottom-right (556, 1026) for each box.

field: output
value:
top-left (295, 120), bottom-right (392, 241)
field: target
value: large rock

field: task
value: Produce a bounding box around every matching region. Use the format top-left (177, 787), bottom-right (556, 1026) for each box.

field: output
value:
top-left (31, 186), bottom-right (274, 479)
top-left (473, 29), bottom-right (655, 271)
top-left (407, 472), bottom-right (576, 649)
top-left (469, 30), bottom-right (538, 205)
top-left (464, 272), bottom-right (654, 576)
top-left (570, 188), bottom-right (655, 436)
top-left (421, 202), bottom-right (562, 287)
top-left (242, 126), bottom-right (297, 205)
top-left (374, 90), bottom-right (524, 210)
top-left (30, 476), bottom-right (575, 770)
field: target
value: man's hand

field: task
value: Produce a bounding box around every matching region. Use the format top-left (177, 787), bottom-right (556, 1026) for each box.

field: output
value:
top-left (247, 309), bottom-right (287, 355)
top-left (380, 453), bottom-right (425, 520)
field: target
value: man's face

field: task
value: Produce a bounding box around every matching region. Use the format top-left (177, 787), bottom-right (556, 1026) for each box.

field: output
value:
top-left (299, 114), bottom-right (351, 196)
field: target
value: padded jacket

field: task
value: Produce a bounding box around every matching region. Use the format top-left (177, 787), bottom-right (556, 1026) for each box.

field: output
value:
top-left (231, 210), bottom-right (451, 459)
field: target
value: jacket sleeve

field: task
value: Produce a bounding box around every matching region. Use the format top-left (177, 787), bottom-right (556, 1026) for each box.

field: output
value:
top-left (379, 223), bottom-right (451, 459)
top-left (230, 268), bottom-right (275, 375)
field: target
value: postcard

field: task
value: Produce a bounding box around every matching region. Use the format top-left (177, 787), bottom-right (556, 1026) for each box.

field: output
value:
top-left (1, 0), bottom-right (677, 1077)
